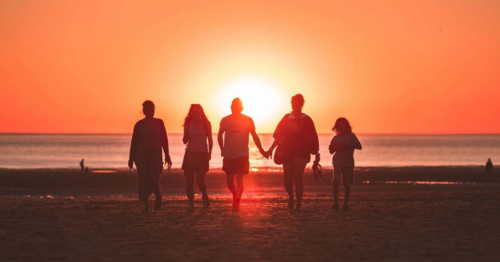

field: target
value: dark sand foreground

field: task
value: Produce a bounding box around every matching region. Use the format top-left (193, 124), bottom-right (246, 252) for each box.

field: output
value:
top-left (1, 167), bottom-right (499, 262)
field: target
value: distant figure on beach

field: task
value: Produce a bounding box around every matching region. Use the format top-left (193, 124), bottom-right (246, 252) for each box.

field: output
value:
top-left (80, 159), bottom-right (84, 172)
top-left (128, 100), bottom-right (172, 213)
top-left (267, 94), bottom-right (320, 211)
top-left (85, 166), bottom-right (90, 173)
top-left (329, 118), bottom-right (362, 211)
top-left (182, 104), bottom-right (212, 212)
top-left (218, 98), bottom-right (268, 212)
top-left (486, 158), bottom-right (493, 175)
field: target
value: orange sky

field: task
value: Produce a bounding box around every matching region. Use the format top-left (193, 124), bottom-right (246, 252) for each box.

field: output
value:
top-left (1, 0), bottom-right (499, 134)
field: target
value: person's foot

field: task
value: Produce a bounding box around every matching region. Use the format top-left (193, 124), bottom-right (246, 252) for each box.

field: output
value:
top-left (332, 203), bottom-right (340, 210)
top-left (202, 194), bottom-right (210, 209)
top-left (295, 202), bottom-right (302, 211)
top-left (232, 199), bottom-right (240, 212)
top-left (187, 205), bottom-right (195, 212)
top-left (342, 204), bottom-right (349, 211)
top-left (154, 197), bottom-right (162, 211)
top-left (288, 198), bottom-right (294, 210)
top-left (141, 208), bottom-right (149, 213)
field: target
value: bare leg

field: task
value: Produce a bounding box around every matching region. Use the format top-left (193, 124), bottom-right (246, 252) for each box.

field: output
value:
top-left (226, 173), bottom-right (236, 197)
top-left (293, 157), bottom-right (308, 211)
top-left (197, 172), bottom-right (207, 195)
top-left (230, 174), bottom-right (244, 212)
top-left (152, 181), bottom-right (162, 210)
top-left (283, 163), bottom-right (295, 209)
top-left (197, 172), bottom-right (210, 209)
top-left (235, 174), bottom-right (244, 199)
top-left (344, 186), bottom-right (351, 205)
top-left (185, 171), bottom-right (195, 209)
top-left (333, 180), bottom-right (340, 205)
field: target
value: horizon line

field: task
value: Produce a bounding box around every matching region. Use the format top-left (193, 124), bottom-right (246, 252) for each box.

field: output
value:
top-left (1, 132), bottom-right (500, 136)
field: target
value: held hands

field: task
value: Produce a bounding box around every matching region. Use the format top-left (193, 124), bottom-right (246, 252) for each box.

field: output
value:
top-left (260, 149), bottom-right (271, 159)
top-left (266, 148), bottom-right (274, 159)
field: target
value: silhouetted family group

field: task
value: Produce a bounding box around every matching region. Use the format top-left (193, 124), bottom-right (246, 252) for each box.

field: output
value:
top-left (128, 94), bottom-right (362, 213)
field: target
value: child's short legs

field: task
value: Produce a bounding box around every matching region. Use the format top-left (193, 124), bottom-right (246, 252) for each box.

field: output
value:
top-left (332, 166), bottom-right (353, 205)
top-left (332, 166), bottom-right (353, 186)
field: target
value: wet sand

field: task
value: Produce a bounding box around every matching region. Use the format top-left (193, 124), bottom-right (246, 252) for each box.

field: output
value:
top-left (1, 167), bottom-right (499, 261)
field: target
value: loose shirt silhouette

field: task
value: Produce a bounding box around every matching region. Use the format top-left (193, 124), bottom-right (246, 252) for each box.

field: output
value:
top-left (129, 118), bottom-right (169, 201)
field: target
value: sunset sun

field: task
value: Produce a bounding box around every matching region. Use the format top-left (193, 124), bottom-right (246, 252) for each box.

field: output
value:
top-left (215, 76), bottom-right (287, 127)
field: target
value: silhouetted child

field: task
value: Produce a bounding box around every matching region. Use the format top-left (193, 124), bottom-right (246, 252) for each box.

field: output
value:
top-left (329, 118), bottom-right (362, 211)
top-left (486, 158), bottom-right (493, 175)
top-left (85, 166), bottom-right (90, 173)
top-left (80, 158), bottom-right (84, 172)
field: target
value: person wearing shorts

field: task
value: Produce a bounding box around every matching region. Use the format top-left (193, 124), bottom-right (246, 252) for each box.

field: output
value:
top-left (267, 94), bottom-right (320, 211)
top-left (181, 104), bottom-right (212, 212)
top-left (329, 117), bottom-right (362, 211)
top-left (217, 98), bottom-right (268, 212)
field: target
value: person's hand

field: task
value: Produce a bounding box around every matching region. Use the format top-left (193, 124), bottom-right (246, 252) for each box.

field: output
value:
top-left (165, 156), bottom-right (172, 169)
top-left (128, 159), bottom-right (134, 169)
top-left (267, 149), bottom-right (273, 159)
top-left (207, 153), bottom-right (212, 161)
top-left (314, 153), bottom-right (321, 163)
top-left (259, 149), bottom-right (269, 159)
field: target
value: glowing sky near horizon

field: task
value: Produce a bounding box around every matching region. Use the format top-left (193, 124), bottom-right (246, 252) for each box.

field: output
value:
top-left (1, 0), bottom-right (499, 134)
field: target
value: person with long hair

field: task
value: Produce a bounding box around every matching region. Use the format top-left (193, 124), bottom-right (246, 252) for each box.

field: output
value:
top-left (267, 94), bottom-right (320, 211)
top-left (329, 117), bottom-right (362, 211)
top-left (182, 104), bottom-right (213, 212)
top-left (218, 98), bottom-right (268, 212)
top-left (128, 100), bottom-right (172, 213)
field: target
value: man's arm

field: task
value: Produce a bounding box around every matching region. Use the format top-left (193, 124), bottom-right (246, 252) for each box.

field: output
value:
top-left (207, 122), bottom-right (213, 160)
top-left (217, 124), bottom-right (224, 157)
top-left (159, 120), bottom-right (172, 167)
top-left (250, 130), bottom-right (267, 157)
top-left (128, 122), bottom-right (140, 168)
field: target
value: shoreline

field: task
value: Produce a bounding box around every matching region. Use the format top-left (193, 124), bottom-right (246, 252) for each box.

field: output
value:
top-left (1, 166), bottom-right (498, 198)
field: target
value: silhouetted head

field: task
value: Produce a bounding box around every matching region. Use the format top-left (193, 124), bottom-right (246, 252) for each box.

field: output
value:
top-left (231, 98), bottom-right (244, 114)
top-left (183, 104), bottom-right (210, 131)
top-left (291, 94), bottom-right (305, 114)
top-left (142, 100), bottom-right (155, 119)
top-left (332, 117), bottom-right (352, 135)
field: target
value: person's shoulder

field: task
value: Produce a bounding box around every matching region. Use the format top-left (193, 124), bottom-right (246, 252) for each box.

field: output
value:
top-left (155, 118), bottom-right (165, 124)
top-left (241, 114), bottom-right (254, 121)
top-left (302, 114), bottom-right (313, 121)
top-left (135, 119), bottom-right (144, 126)
top-left (220, 115), bottom-right (231, 122)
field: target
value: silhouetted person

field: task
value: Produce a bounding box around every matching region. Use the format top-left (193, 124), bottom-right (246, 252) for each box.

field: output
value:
top-left (85, 166), bottom-right (90, 173)
top-left (182, 104), bottom-right (213, 212)
top-left (80, 159), bottom-right (84, 172)
top-left (486, 158), bottom-right (493, 175)
top-left (329, 118), bottom-right (362, 211)
top-left (218, 98), bottom-right (267, 212)
top-left (267, 94), bottom-right (320, 211)
top-left (129, 100), bottom-right (172, 213)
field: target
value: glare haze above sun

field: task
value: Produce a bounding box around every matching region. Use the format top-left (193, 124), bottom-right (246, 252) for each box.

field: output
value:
top-left (214, 76), bottom-right (287, 129)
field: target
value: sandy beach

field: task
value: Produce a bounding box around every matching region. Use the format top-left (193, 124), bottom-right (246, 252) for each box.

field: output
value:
top-left (1, 167), bottom-right (499, 261)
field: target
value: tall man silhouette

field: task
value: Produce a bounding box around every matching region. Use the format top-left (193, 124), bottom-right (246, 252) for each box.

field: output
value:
top-left (218, 98), bottom-right (268, 212)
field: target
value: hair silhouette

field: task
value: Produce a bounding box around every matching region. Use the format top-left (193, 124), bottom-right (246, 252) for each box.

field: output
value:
top-left (183, 104), bottom-right (210, 134)
top-left (332, 117), bottom-right (352, 135)
top-left (291, 94), bottom-right (305, 107)
top-left (142, 100), bottom-right (154, 108)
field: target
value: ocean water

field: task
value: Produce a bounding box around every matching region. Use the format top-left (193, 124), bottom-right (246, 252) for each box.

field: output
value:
top-left (0, 134), bottom-right (499, 169)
